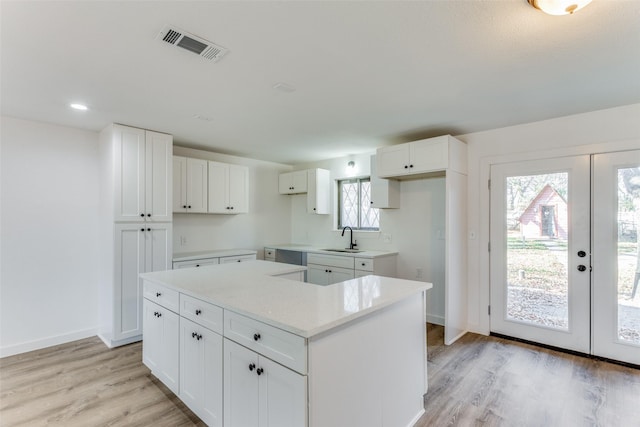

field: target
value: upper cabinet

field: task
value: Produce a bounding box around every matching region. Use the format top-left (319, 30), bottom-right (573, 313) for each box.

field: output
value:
top-left (306, 169), bottom-right (330, 214)
top-left (279, 168), bottom-right (330, 215)
top-left (208, 161), bottom-right (249, 214)
top-left (173, 157), bottom-right (208, 213)
top-left (279, 170), bottom-right (308, 194)
top-left (376, 135), bottom-right (467, 179)
top-left (370, 155), bottom-right (400, 209)
top-left (106, 124), bottom-right (173, 223)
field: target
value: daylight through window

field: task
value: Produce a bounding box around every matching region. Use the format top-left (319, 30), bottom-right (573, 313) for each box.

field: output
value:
top-left (338, 177), bottom-right (379, 230)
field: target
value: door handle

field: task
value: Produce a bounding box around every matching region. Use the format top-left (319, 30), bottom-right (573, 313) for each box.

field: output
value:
top-left (577, 250), bottom-right (587, 257)
top-left (577, 265), bottom-right (587, 272)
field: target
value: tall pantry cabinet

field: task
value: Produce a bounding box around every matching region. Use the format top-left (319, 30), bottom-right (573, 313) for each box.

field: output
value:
top-left (99, 124), bottom-right (173, 348)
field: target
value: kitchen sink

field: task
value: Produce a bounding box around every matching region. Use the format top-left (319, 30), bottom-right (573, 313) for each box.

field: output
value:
top-left (321, 248), bottom-right (364, 253)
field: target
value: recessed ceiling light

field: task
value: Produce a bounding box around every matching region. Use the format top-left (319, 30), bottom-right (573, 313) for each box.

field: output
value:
top-left (70, 103), bottom-right (88, 111)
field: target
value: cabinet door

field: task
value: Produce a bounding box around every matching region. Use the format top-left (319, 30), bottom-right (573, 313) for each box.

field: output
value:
top-left (142, 299), bottom-right (179, 395)
top-left (306, 265), bottom-right (329, 286)
top-left (278, 172), bottom-right (293, 194)
top-left (370, 155), bottom-right (399, 208)
top-left (145, 224), bottom-right (172, 273)
top-left (158, 306), bottom-right (180, 395)
top-left (279, 171), bottom-right (307, 194)
top-left (328, 267), bottom-right (355, 285)
top-left (409, 138), bottom-right (448, 174)
top-left (113, 125), bottom-right (146, 222)
top-left (376, 144), bottom-right (410, 178)
top-left (228, 164), bottom-right (249, 213)
top-left (173, 156), bottom-right (187, 212)
top-left (142, 299), bottom-right (162, 372)
top-left (224, 339), bottom-right (260, 427)
top-left (181, 318), bottom-right (223, 427)
top-left (307, 169), bottom-right (330, 214)
top-left (259, 356), bottom-right (307, 427)
top-left (208, 161), bottom-right (229, 213)
top-left (145, 130), bottom-right (173, 221)
top-left (186, 158), bottom-right (208, 213)
top-left (114, 224), bottom-right (145, 341)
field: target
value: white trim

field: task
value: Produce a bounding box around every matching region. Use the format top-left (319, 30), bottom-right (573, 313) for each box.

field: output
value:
top-left (0, 327), bottom-right (99, 358)
top-left (426, 313), bottom-right (444, 326)
top-left (473, 137), bottom-right (640, 336)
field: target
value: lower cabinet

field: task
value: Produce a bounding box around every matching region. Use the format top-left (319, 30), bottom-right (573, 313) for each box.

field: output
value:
top-left (223, 338), bottom-right (307, 427)
top-left (180, 317), bottom-right (223, 427)
top-left (142, 299), bottom-right (179, 395)
top-left (307, 264), bottom-right (354, 286)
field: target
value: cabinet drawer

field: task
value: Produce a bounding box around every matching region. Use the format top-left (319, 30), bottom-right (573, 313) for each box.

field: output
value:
top-left (173, 258), bottom-right (219, 269)
top-left (224, 310), bottom-right (307, 374)
top-left (307, 253), bottom-right (354, 269)
top-left (219, 254), bottom-right (256, 264)
top-left (354, 258), bottom-right (373, 272)
top-left (144, 282), bottom-right (179, 313)
top-left (180, 294), bottom-right (223, 334)
top-left (264, 247), bottom-right (276, 261)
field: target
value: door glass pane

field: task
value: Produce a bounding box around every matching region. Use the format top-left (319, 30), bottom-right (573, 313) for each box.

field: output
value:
top-left (505, 173), bottom-right (569, 330)
top-left (617, 167), bottom-right (640, 345)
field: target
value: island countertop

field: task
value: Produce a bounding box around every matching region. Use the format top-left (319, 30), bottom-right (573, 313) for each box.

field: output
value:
top-left (140, 260), bottom-right (431, 338)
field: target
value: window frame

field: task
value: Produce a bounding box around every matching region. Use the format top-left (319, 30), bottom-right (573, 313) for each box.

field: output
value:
top-left (337, 176), bottom-right (379, 231)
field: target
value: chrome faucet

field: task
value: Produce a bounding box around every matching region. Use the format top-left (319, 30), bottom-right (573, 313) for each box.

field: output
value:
top-left (341, 226), bottom-right (357, 250)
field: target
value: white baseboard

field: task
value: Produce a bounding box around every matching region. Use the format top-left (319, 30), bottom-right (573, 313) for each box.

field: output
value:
top-left (97, 333), bottom-right (142, 349)
top-left (426, 314), bottom-right (444, 326)
top-left (0, 327), bottom-right (98, 358)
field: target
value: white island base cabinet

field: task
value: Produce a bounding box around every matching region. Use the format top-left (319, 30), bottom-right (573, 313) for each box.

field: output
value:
top-left (224, 339), bottom-right (307, 427)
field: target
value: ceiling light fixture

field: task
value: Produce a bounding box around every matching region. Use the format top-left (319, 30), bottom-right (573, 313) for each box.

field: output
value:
top-left (70, 103), bottom-right (88, 111)
top-left (527, 0), bottom-right (593, 15)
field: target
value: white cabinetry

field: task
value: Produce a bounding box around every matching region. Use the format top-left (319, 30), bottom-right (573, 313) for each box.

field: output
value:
top-left (111, 223), bottom-right (172, 344)
top-left (180, 317), bottom-right (223, 427)
top-left (109, 124), bottom-right (172, 222)
top-left (143, 298), bottom-right (179, 395)
top-left (306, 253), bottom-right (355, 286)
top-left (278, 170), bottom-right (308, 194)
top-left (224, 338), bottom-right (307, 427)
top-left (306, 252), bottom-right (396, 286)
top-left (376, 135), bottom-right (467, 178)
top-left (208, 161), bottom-right (249, 214)
top-left (376, 135), bottom-right (468, 345)
top-left (173, 156), bottom-right (208, 213)
top-left (370, 155), bottom-right (399, 209)
top-left (306, 168), bottom-right (330, 214)
top-left (99, 123), bottom-right (173, 348)
top-left (264, 247), bottom-right (276, 261)
top-left (219, 254), bottom-right (256, 264)
top-left (173, 258), bottom-right (220, 269)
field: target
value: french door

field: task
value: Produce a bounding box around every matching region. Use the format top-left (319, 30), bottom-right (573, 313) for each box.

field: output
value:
top-left (490, 151), bottom-right (640, 365)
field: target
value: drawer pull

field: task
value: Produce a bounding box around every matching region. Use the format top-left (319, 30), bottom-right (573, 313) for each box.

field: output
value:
top-left (361, 262), bottom-right (366, 266)
top-left (253, 333), bottom-right (261, 341)
top-left (256, 368), bottom-right (264, 375)
top-left (156, 292), bottom-right (162, 297)
top-left (249, 363), bottom-right (256, 371)
top-left (195, 309), bottom-right (202, 315)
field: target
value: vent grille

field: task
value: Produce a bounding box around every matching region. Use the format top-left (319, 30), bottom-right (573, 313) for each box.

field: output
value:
top-left (157, 25), bottom-right (228, 62)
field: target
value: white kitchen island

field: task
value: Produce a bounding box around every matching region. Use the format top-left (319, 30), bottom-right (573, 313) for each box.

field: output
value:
top-left (140, 260), bottom-right (431, 427)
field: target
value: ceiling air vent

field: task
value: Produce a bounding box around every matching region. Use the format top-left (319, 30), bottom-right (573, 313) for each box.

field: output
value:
top-left (157, 25), bottom-right (228, 62)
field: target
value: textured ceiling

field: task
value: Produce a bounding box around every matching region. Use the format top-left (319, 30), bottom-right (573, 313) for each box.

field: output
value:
top-left (2, 0), bottom-right (639, 164)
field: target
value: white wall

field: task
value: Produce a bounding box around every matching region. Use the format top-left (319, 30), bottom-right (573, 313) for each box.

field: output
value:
top-left (0, 117), bottom-right (101, 357)
top-left (292, 153), bottom-right (447, 323)
top-left (172, 146), bottom-right (293, 258)
top-left (459, 103), bottom-right (640, 335)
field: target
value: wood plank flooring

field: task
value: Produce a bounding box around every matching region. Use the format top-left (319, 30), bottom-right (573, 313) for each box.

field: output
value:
top-left (416, 324), bottom-right (640, 426)
top-left (1, 326), bottom-right (638, 426)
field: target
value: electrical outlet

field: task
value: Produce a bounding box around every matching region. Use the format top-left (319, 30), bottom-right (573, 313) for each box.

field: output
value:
top-left (382, 233), bottom-right (392, 243)
top-left (469, 231), bottom-right (477, 240)
top-left (180, 236), bottom-right (187, 246)
top-left (416, 268), bottom-right (423, 279)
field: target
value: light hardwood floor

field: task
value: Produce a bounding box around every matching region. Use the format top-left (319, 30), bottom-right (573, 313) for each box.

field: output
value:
top-left (1, 325), bottom-right (638, 426)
